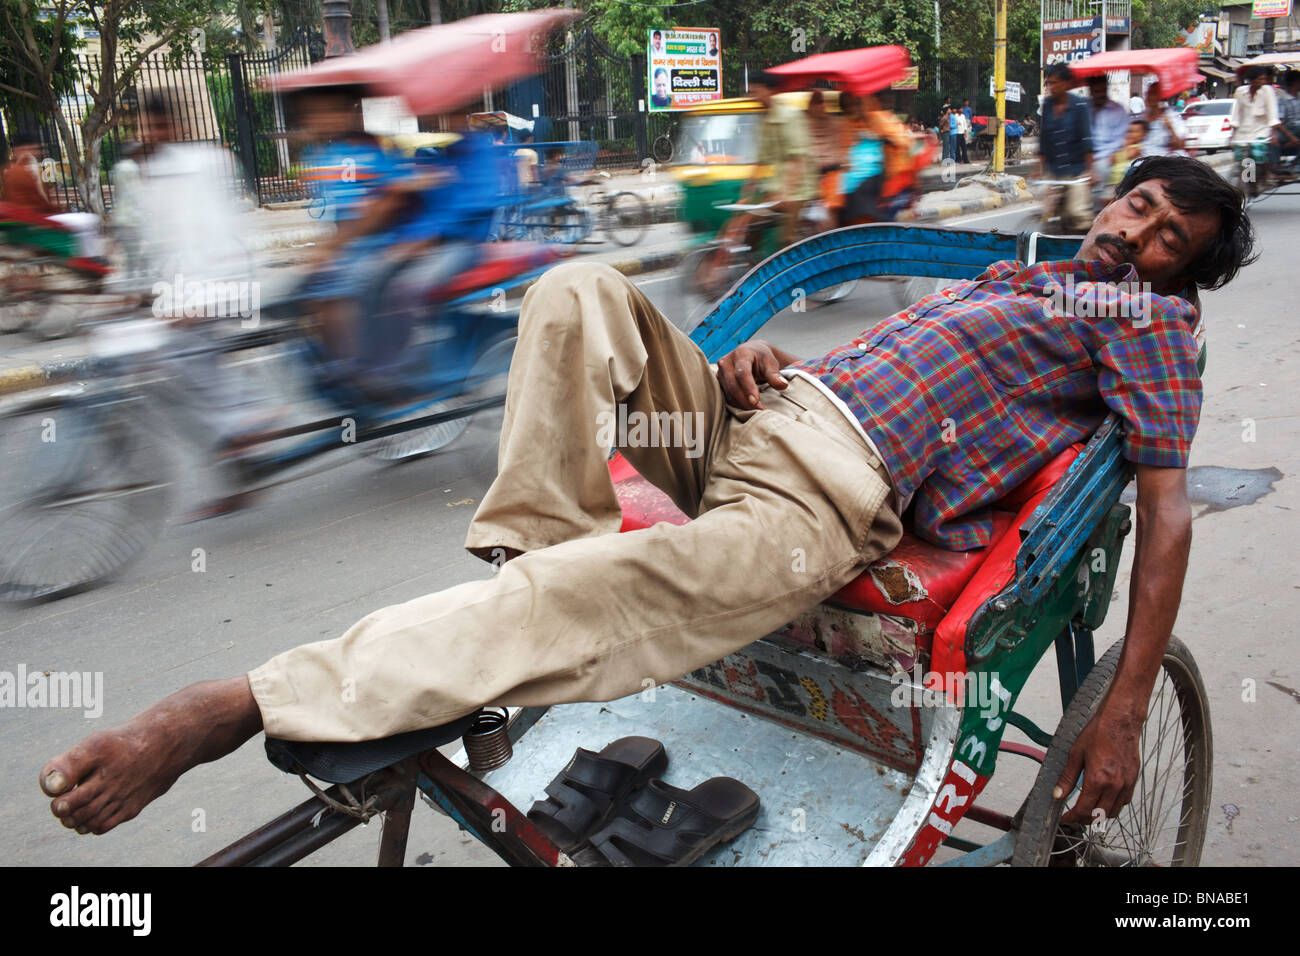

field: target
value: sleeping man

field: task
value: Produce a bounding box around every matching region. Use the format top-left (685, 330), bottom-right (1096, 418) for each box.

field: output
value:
top-left (41, 156), bottom-right (1253, 840)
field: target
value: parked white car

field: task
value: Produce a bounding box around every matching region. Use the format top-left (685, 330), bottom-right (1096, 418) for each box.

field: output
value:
top-left (1181, 99), bottom-right (1235, 152)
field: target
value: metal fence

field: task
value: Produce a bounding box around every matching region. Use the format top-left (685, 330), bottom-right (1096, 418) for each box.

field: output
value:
top-left (0, 35), bottom-right (315, 212)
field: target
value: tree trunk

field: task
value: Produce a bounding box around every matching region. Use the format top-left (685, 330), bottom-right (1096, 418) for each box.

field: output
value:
top-left (75, 137), bottom-right (105, 216)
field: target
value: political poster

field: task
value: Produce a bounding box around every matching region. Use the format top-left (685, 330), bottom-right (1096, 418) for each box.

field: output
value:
top-left (648, 28), bottom-right (722, 112)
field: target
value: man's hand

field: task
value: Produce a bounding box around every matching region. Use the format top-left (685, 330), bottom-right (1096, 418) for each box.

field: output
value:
top-left (1054, 464), bottom-right (1192, 827)
top-left (1054, 695), bottom-right (1144, 825)
top-left (716, 339), bottom-right (800, 409)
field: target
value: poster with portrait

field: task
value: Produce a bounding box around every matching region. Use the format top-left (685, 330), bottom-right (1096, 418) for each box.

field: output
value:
top-left (648, 28), bottom-right (722, 112)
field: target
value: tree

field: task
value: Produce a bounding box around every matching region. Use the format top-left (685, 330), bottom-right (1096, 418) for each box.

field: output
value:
top-left (1130, 0), bottom-right (1215, 48)
top-left (0, 0), bottom-right (213, 214)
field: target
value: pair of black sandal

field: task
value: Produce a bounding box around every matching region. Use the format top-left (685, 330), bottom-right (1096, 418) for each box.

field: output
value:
top-left (526, 736), bottom-right (760, 867)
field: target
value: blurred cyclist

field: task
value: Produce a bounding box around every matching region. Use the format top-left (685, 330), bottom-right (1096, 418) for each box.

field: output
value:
top-left (293, 86), bottom-right (420, 367)
top-left (113, 92), bottom-right (276, 519)
top-left (1230, 65), bottom-right (1281, 197)
top-left (2, 133), bottom-right (106, 261)
top-left (735, 71), bottom-right (817, 245)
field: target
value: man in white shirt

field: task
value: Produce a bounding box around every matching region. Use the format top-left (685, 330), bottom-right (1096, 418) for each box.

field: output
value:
top-left (1230, 65), bottom-right (1282, 195)
top-left (1128, 91), bottom-right (1145, 114)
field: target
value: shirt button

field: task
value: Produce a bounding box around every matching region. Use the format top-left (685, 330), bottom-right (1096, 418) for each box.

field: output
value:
top-left (944, 290), bottom-right (957, 299)
top-left (906, 311), bottom-right (917, 320)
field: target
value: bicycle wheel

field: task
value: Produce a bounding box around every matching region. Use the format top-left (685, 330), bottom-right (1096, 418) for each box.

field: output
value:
top-left (0, 258), bottom-right (47, 333)
top-left (652, 134), bottom-right (674, 165)
top-left (603, 191), bottom-right (649, 247)
top-left (459, 335), bottom-right (516, 479)
top-left (544, 205), bottom-right (593, 244)
top-left (0, 396), bottom-right (173, 602)
top-left (809, 279), bottom-right (858, 303)
top-left (364, 402), bottom-right (472, 462)
top-left (1012, 635), bottom-right (1212, 867)
top-left (675, 243), bottom-right (746, 333)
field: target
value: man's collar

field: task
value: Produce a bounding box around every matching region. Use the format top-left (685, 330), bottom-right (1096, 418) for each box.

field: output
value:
top-left (982, 258), bottom-right (1200, 325)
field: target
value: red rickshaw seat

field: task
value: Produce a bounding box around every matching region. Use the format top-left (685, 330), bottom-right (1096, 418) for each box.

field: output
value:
top-left (608, 444), bottom-right (1081, 635)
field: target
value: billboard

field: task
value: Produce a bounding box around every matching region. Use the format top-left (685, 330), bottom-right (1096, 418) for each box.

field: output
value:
top-left (1043, 16), bottom-right (1132, 66)
top-left (648, 28), bottom-right (722, 112)
top-left (891, 66), bottom-right (920, 90)
top-left (1252, 0), bottom-right (1291, 17)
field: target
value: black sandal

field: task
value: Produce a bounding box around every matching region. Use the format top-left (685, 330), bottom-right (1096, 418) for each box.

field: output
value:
top-left (579, 777), bottom-right (760, 867)
top-left (526, 737), bottom-right (668, 854)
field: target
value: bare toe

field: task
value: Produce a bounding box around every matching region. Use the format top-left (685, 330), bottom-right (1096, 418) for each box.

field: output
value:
top-left (41, 740), bottom-right (101, 797)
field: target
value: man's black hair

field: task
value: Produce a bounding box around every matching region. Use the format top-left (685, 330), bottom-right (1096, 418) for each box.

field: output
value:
top-left (1128, 118), bottom-right (1149, 132)
top-left (1115, 154), bottom-right (1257, 291)
top-left (1044, 63), bottom-right (1073, 83)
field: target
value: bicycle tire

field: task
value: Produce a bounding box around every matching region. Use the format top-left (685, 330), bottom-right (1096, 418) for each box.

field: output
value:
top-left (603, 191), bottom-right (649, 247)
top-left (544, 205), bottom-right (592, 244)
top-left (652, 134), bottom-right (674, 165)
top-left (1012, 635), bottom-right (1213, 867)
top-left (0, 396), bottom-right (173, 602)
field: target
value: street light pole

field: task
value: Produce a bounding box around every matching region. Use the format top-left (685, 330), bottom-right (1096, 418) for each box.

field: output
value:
top-left (995, 0), bottom-right (1007, 173)
top-left (323, 0), bottom-right (355, 58)
top-left (935, 0), bottom-right (941, 93)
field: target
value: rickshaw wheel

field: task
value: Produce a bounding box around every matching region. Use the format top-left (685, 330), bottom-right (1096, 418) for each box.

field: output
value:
top-left (1012, 635), bottom-right (1212, 867)
top-left (0, 397), bottom-right (172, 603)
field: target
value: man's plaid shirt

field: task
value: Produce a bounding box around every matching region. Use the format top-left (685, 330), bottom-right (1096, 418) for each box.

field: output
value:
top-left (791, 258), bottom-right (1202, 551)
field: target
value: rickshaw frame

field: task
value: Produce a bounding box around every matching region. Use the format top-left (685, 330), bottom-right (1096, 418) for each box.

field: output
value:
top-left (198, 222), bottom-right (1212, 868)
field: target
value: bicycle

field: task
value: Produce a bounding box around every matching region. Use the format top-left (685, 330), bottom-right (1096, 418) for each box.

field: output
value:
top-left (1235, 147), bottom-right (1300, 206)
top-left (579, 172), bottom-right (649, 247)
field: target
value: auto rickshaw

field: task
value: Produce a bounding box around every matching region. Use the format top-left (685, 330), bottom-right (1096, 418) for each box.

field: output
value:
top-left (673, 46), bottom-right (934, 327)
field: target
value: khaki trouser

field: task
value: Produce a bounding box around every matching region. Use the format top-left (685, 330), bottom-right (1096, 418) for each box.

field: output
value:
top-left (248, 261), bottom-right (902, 742)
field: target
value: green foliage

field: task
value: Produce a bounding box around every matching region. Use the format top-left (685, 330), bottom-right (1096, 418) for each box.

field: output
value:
top-left (1130, 0), bottom-right (1215, 48)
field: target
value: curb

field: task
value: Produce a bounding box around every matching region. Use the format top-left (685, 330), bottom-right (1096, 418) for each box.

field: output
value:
top-left (899, 182), bottom-right (1033, 223)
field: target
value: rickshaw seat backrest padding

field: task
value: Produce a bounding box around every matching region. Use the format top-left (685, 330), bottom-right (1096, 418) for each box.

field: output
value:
top-left (608, 442), bottom-right (1081, 638)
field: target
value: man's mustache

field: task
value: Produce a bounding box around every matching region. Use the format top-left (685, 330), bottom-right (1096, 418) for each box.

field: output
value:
top-left (1094, 234), bottom-right (1136, 264)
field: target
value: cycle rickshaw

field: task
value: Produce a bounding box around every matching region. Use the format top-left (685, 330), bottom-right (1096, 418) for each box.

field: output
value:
top-left (198, 221), bottom-right (1212, 867)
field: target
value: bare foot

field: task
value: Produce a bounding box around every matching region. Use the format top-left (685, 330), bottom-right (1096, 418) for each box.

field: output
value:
top-left (39, 676), bottom-right (263, 835)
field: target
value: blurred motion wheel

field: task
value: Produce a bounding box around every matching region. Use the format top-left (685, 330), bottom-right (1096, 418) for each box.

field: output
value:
top-left (603, 191), bottom-right (649, 247)
top-left (0, 397), bottom-right (172, 602)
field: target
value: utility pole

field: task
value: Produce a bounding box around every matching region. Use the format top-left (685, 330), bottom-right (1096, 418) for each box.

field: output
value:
top-left (994, 0), bottom-right (1007, 173)
top-left (377, 0), bottom-right (391, 42)
top-left (935, 0), bottom-right (941, 92)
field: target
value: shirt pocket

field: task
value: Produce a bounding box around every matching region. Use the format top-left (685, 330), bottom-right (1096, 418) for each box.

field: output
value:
top-left (962, 309), bottom-right (1093, 397)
